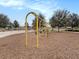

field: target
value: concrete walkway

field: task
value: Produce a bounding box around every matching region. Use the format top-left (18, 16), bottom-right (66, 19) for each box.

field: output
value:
top-left (0, 30), bottom-right (25, 38)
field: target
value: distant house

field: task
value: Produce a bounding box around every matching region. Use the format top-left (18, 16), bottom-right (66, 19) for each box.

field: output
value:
top-left (45, 23), bottom-right (52, 31)
top-left (45, 23), bottom-right (51, 28)
top-left (39, 23), bottom-right (52, 33)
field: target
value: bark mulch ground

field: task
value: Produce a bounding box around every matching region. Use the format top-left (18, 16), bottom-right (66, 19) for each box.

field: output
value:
top-left (0, 32), bottom-right (79, 59)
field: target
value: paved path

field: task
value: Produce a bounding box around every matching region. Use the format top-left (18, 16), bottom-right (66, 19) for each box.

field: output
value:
top-left (0, 30), bottom-right (35, 38)
top-left (0, 30), bottom-right (25, 38)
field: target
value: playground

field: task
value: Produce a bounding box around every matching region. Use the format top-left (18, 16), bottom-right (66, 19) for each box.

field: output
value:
top-left (0, 0), bottom-right (79, 58)
top-left (0, 32), bottom-right (79, 59)
top-left (0, 12), bottom-right (79, 59)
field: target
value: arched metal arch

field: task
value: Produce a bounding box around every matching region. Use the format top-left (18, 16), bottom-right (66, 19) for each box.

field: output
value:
top-left (25, 12), bottom-right (39, 48)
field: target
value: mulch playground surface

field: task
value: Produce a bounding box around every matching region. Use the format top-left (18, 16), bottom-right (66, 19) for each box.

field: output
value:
top-left (0, 32), bottom-right (79, 59)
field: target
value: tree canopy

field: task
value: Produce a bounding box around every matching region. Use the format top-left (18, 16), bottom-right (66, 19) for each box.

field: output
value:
top-left (13, 20), bottom-right (19, 28)
top-left (49, 10), bottom-right (70, 32)
top-left (0, 14), bottom-right (10, 28)
top-left (32, 13), bottom-right (46, 30)
top-left (49, 10), bottom-right (79, 32)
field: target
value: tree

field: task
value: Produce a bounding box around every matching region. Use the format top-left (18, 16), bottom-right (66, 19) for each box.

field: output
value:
top-left (0, 14), bottom-right (10, 28)
top-left (32, 13), bottom-right (46, 30)
top-left (68, 13), bottom-right (79, 30)
top-left (25, 22), bottom-right (30, 30)
top-left (13, 20), bottom-right (19, 28)
top-left (61, 10), bottom-right (70, 28)
top-left (50, 10), bottom-right (70, 32)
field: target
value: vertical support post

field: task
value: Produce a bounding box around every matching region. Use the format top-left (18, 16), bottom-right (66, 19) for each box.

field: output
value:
top-left (25, 16), bottom-right (28, 48)
top-left (25, 12), bottom-right (39, 48)
top-left (36, 16), bottom-right (38, 48)
top-left (47, 28), bottom-right (48, 38)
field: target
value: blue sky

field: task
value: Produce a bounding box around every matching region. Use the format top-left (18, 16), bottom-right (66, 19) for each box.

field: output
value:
top-left (0, 0), bottom-right (79, 26)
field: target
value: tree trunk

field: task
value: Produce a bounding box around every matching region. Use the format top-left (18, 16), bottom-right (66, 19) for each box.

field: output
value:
top-left (58, 26), bottom-right (60, 32)
top-left (65, 24), bottom-right (67, 31)
top-left (72, 26), bottom-right (73, 31)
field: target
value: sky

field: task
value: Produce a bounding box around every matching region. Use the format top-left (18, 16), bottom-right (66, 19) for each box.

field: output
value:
top-left (0, 0), bottom-right (79, 26)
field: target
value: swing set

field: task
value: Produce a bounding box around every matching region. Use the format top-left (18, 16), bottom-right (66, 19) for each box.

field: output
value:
top-left (25, 12), bottom-right (39, 48)
top-left (25, 12), bottom-right (49, 48)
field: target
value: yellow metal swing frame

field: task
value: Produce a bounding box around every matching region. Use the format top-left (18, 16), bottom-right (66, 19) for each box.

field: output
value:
top-left (25, 12), bottom-right (39, 48)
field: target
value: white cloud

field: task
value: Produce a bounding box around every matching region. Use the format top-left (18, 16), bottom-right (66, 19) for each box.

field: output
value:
top-left (0, 0), bottom-right (25, 9)
top-left (27, 0), bottom-right (59, 21)
top-left (0, 0), bottom-right (59, 20)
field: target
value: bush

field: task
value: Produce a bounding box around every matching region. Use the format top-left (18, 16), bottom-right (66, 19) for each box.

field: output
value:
top-left (65, 27), bottom-right (79, 32)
